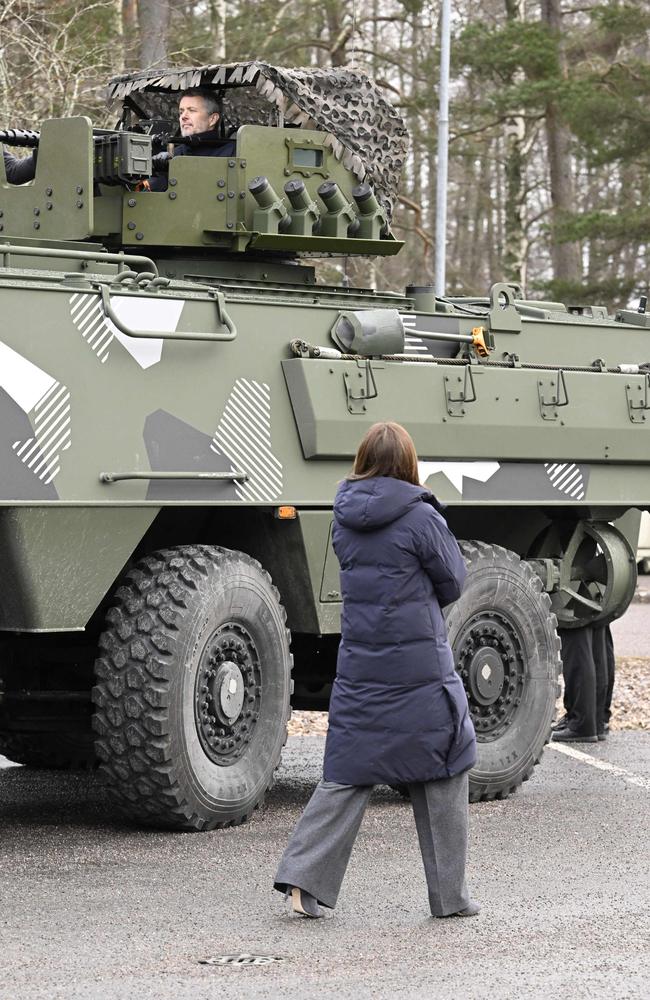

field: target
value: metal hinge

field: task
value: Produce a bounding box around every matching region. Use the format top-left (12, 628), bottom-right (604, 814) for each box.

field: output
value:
top-left (625, 374), bottom-right (650, 424)
top-left (343, 359), bottom-right (382, 413)
top-left (444, 365), bottom-right (479, 417)
top-left (538, 370), bottom-right (569, 421)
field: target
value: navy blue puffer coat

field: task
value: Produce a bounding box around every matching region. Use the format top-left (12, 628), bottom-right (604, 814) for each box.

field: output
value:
top-left (323, 476), bottom-right (477, 786)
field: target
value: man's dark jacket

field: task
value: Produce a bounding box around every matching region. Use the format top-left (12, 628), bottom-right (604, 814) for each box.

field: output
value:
top-left (323, 475), bottom-right (477, 786)
top-left (148, 130), bottom-right (236, 191)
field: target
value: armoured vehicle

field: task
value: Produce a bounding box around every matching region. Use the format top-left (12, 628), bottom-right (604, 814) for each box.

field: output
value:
top-left (0, 62), bottom-right (644, 830)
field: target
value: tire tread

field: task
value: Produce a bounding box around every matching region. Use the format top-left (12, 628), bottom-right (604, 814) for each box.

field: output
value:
top-left (92, 544), bottom-right (292, 831)
top-left (456, 540), bottom-right (561, 805)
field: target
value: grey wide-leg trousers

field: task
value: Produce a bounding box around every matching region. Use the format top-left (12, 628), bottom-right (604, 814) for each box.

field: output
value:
top-left (274, 770), bottom-right (470, 916)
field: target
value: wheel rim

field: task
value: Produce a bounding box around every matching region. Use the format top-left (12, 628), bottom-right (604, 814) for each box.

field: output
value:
top-left (453, 610), bottom-right (526, 741)
top-left (194, 622), bottom-right (261, 766)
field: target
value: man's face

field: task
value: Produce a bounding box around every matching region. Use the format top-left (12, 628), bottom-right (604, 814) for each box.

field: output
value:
top-left (178, 95), bottom-right (219, 137)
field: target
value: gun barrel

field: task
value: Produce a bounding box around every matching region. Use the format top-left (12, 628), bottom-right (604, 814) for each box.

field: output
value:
top-left (0, 129), bottom-right (40, 148)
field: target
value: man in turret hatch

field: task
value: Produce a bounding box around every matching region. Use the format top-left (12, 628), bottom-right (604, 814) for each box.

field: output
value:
top-left (145, 87), bottom-right (236, 192)
top-left (2, 88), bottom-right (234, 191)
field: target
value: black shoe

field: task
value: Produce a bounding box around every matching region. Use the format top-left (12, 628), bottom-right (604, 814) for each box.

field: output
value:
top-left (551, 726), bottom-right (598, 743)
top-left (287, 886), bottom-right (323, 919)
top-left (552, 714), bottom-right (572, 731)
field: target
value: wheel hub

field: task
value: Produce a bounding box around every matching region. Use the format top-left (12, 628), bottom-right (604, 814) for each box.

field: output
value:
top-left (453, 611), bottom-right (526, 741)
top-left (467, 648), bottom-right (504, 705)
top-left (211, 662), bottom-right (246, 723)
top-left (194, 622), bottom-right (261, 766)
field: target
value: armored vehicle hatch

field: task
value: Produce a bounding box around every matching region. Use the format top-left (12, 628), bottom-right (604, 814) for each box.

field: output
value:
top-left (1, 61), bottom-right (407, 256)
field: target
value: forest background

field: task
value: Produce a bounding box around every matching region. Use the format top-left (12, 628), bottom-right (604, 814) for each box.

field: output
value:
top-left (1, 0), bottom-right (650, 307)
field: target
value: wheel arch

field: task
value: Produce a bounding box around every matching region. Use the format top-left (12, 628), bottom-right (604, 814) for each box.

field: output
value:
top-left (126, 505), bottom-right (327, 634)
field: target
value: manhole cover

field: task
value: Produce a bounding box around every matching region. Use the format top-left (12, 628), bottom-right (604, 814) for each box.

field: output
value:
top-left (199, 953), bottom-right (286, 967)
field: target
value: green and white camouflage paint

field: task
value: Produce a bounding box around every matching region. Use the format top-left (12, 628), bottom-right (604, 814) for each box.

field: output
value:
top-left (0, 63), bottom-right (644, 828)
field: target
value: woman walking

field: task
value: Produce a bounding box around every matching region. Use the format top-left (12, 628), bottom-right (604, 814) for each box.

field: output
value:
top-left (274, 422), bottom-right (479, 920)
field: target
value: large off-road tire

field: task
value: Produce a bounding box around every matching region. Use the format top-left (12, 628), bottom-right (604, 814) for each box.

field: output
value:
top-left (92, 545), bottom-right (292, 831)
top-left (445, 541), bottom-right (561, 802)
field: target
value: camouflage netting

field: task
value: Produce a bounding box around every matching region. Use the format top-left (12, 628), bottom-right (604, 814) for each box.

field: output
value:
top-left (106, 62), bottom-right (409, 216)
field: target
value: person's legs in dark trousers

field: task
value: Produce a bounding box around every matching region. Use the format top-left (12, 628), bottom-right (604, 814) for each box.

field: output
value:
top-left (557, 625), bottom-right (597, 737)
top-left (274, 780), bottom-right (373, 909)
top-left (409, 770), bottom-right (471, 916)
top-left (603, 624), bottom-right (616, 727)
top-left (591, 624), bottom-right (611, 736)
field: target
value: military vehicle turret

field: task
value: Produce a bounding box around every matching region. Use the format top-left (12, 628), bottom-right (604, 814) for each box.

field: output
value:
top-left (0, 62), bottom-right (644, 829)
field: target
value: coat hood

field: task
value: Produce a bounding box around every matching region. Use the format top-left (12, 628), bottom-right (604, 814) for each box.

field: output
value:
top-left (334, 476), bottom-right (437, 531)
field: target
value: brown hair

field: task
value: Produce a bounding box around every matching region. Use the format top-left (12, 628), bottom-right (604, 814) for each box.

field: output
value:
top-left (349, 422), bottom-right (420, 485)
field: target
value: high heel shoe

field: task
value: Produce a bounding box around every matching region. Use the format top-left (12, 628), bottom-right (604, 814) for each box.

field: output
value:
top-left (286, 885), bottom-right (323, 918)
top-left (437, 900), bottom-right (481, 918)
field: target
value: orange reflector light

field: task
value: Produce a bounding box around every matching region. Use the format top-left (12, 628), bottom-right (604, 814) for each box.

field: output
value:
top-left (276, 506), bottom-right (297, 519)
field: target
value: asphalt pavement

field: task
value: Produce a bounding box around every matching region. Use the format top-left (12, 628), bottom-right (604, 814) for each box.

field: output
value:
top-left (2, 599), bottom-right (649, 1000)
top-left (1, 729), bottom-right (649, 1000)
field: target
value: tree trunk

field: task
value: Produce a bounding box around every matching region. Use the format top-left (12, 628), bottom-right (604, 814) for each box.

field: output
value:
top-left (138, 0), bottom-right (171, 69)
top-left (502, 0), bottom-right (527, 289)
top-left (324, 0), bottom-right (351, 67)
top-left (503, 115), bottom-right (527, 287)
top-left (209, 0), bottom-right (227, 62)
top-left (541, 0), bottom-right (581, 284)
top-left (487, 147), bottom-right (501, 286)
top-left (120, 0), bottom-right (138, 70)
top-left (469, 153), bottom-right (490, 289)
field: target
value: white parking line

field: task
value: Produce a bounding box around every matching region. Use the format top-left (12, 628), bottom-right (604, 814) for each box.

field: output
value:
top-left (549, 742), bottom-right (650, 789)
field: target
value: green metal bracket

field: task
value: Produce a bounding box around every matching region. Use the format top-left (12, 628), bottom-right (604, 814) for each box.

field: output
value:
top-left (488, 282), bottom-right (522, 334)
top-left (615, 308), bottom-right (650, 329)
top-left (343, 359), bottom-right (381, 414)
top-left (226, 157), bottom-right (244, 232)
top-left (444, 365), bottom-right (480, 417)
top-left (625, 374), bottom-right (650, 424)
top-left (538, 370), bottom-right (569, 421)
top-left (284, 136), bottom-right (330, 179)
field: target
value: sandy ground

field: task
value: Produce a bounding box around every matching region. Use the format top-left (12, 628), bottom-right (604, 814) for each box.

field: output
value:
top-left (608, 658), bottom-right (650, 730)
